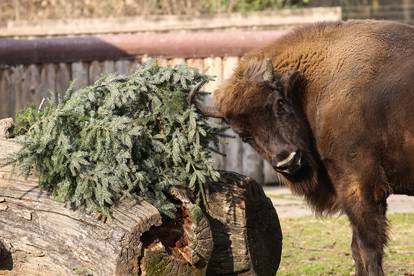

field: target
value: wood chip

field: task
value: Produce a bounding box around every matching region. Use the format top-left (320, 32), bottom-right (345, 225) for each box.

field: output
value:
top-left (0, 117), bottom-right (13, 138)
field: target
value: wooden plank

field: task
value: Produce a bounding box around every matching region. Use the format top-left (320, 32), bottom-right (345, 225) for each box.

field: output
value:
top-left (71, 62), bottom-right (89, 90)
top-left (169, 58), bottom-right (185, 66)
top-left (0, 69), bottom-right (13, 118)
top-left (202, 57), bottom-right (225, 169)
top-left (21, 64), bottom-right (41, 109)
top-left (186, 58), bottom-right (204, 74)
top-left (89, 60), bottom-right (103, 84)
top-left (219, 57), bottom-right (243, 173)
top-left (55, 63), bottom-right (71, 100)
top-left (156, 57), bottom-right (169, 67)
top-left (140, 55), bottom-right (150, 64)
top-left (103, 61), bottom-right (115, 74)
top-left (203, 57), bottom-right (223, 91)
top-left (11, 65), bottom-right (24, 113)
top-left (264, 160), bottom-right (280, 185)
top-left (114, 60), bottom-right (130, 75)
top-left (220, 106), bottom-right (243, 169)
top-left (242, 144), bottom-right (264, 183)
top-left (129, 59), bottom-right (141, 74)
top-left (39, 64), bottom-right (56, 103)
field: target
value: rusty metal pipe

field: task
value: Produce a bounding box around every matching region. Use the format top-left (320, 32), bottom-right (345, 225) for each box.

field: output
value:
top-left (0, 30), bottom-right (287, 65)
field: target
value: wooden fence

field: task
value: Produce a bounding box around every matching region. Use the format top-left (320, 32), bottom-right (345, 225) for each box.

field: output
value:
top-left (0, 31), bottom-right (291, 184)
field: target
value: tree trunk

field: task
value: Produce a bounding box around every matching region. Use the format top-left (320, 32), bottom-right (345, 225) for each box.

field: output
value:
top-left (0, 120), bottom-right (282, 275)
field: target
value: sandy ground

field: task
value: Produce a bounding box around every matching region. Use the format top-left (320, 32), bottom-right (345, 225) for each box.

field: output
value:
top-left (264, 186), bottom-right (414, 218)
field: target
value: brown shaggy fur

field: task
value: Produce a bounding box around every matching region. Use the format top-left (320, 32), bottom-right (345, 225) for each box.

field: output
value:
top-left (214, 20), bottom-right (414, 275)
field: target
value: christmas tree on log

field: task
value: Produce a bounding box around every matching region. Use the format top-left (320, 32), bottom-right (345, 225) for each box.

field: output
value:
top-left (0, 61), bottom-right (282, 275)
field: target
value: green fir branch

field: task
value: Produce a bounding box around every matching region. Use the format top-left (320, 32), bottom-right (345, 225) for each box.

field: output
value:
top-left (7, 60), bottom-right (221, 218)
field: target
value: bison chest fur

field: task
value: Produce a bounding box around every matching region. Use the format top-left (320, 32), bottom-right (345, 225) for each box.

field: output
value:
top-left (315, 46), bottom-right (414, 198)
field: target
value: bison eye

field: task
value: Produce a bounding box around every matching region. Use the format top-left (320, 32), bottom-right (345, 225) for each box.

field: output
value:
top-left (275, 99), bottom-right (285, 115)
top-left (241, 136), bottom-right (254, 143)
top-left (277, 99), bottom-right (284, 108)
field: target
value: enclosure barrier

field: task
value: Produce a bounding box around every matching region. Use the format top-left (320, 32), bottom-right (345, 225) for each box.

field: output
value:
top-left (0, 30), bottom-right (288, 183)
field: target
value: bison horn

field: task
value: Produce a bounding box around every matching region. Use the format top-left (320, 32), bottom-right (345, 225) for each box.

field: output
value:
top-left (263, 58), bottom-right (274, 83)
top-left (188, 80), bottom-right (224, 119)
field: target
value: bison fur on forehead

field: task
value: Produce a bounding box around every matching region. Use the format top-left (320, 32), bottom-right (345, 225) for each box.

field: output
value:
top-left (204, 20), bottom-right (414, 276)
top-left (214, 58), bottom-right (301, 117)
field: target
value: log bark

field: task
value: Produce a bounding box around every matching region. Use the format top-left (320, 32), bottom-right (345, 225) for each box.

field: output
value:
top-left (0, 138), bottom-right (164, 275)
top-left (0, 119), bottom-right (282, 275)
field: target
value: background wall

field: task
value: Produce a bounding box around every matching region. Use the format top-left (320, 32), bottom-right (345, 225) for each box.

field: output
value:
top-left (2, 0), bottom-right (414, 26)
top-left (0, 7), bottom-right (340, 38)
top-left (310, 0), bottom-right (414, 23)
top-left (0, 0), bottom-right (311, 22)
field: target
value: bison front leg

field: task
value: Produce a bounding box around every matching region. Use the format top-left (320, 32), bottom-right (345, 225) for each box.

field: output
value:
top-left (341, 187), bottom-right (388, 276)
top-left (351, 229), bottom-right (367, 276)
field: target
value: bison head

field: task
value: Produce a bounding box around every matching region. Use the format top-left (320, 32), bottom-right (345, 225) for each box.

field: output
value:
top-left (190, 58), bottom-right (314, 178)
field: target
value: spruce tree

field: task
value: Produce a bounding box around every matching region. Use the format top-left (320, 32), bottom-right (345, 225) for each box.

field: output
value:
top-left (4, 60), bottom-right (222, 217)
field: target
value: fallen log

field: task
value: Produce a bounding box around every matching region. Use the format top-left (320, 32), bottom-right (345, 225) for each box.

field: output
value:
top-left (0, 130), bottom-right (282, 275)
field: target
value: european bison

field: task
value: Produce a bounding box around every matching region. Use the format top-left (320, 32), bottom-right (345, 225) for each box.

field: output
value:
top-left (190, 20), bottom-right (414, 275)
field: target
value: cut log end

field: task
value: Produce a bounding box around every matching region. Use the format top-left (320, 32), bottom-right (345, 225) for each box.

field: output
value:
top-left (0, 118), bottom-right (13, 139)
top-left (137, 186), bottom-right (213, 275)
top-left (206, 172), bottom-right (282, 276)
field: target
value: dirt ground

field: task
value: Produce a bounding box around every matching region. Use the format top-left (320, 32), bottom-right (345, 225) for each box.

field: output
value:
top-left (264, 186), bottom-right (414, 218)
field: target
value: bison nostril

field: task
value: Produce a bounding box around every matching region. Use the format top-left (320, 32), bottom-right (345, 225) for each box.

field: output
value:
top-left (272, 150), bottom-right (303, 175)
top-left (276, 151), bottom-right (290, 162)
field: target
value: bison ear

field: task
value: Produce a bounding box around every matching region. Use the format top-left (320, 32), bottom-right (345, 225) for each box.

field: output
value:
top-left (281, 71), bottom-right (302, 100)
top-left (242, 58), bottom-right (278, 85)
top-left (263, 58), bottom-right (274, 83)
